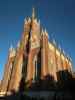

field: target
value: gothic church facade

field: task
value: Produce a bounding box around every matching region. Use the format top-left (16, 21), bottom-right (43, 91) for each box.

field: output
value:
top-left (0, 8), bottom-right (73, 94)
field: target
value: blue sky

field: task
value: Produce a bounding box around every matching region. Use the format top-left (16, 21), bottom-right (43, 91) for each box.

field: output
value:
top-left (0, 0), bottom-right (75, 80)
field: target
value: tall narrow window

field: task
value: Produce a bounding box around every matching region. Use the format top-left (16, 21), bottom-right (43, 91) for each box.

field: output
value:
top-left (35, 59), bottom-right (37, 80)
top-left (33, 55), bottom-right (37, 82)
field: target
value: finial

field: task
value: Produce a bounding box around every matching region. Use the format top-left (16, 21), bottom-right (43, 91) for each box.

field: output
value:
top-left (67, 54), bottom-right (69, 60)
top-left (28, 17), bottom-right (31, 23)
top-left (70, 57), bottom-right (72, 62)
top-left (41, 28), bottom-right (44, 35)
top-left (9, 44), bottom-right (13, 52)
top-left (45, 28), bottom-right (47, 33)
top-left (24, 18), bottom-right (26, 22)
top-left (24, 18), bottom-right (27, 24)
top-left (9, 45), bottom-right (16, 57)
top-left (38, 19), bottom-right (40, 25)
top-left (63, 49), bottom-right (65, 55)
top-left (17, 41), bottom-right (20, 48)
top-left (32, 7), bottom-right (35, 19)
top-left (53, 39), bottom-right (56, 46)
top-left (58, 44), bottom-right (61, 52)
top-left (68, 55), bottom-right (72, 62)
top-left (45, 28), bottom-right (49, 37)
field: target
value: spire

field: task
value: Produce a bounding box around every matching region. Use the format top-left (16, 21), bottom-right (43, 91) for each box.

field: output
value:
top-left (32, 7), bottom-right (35, 19)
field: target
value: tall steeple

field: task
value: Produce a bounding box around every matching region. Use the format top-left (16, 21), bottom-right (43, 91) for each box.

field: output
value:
top-left (32, 7), bottom-right (35, 19)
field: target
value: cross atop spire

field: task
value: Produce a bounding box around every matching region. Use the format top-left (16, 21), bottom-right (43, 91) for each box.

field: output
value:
top-left (32, 7), bottom-right (35, 19)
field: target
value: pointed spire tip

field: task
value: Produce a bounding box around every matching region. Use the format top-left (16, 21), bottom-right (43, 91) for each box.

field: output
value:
top-left (32, 7), bottom-right (35, 19)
